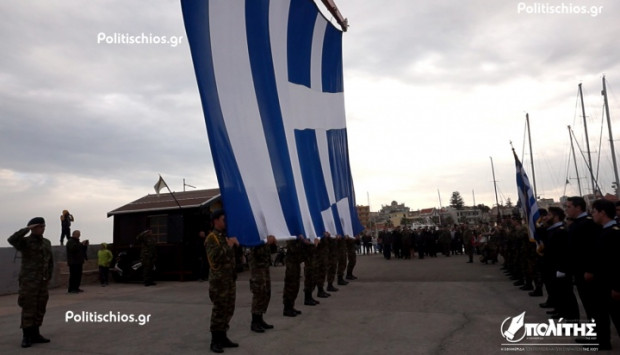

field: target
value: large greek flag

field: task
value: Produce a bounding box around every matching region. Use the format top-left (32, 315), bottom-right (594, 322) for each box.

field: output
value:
top-left (513, 150), bottom-right (540, 242)
top-left (181, 0), bottom-right (363, 246)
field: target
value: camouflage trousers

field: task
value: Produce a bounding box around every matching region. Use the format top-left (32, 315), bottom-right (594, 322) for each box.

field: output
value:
top-left (283, 256), bottom-right (301, 307)
top-left (142, 257), bottom-right (155, 285)
top-left (327, 240), bottom-right (337, 284)
top-left (337, 239), bottom-right (347, 277)
top-left (346, 247), bottom-right (357, 276)
top-left (250, 267), bottom-right (271, 314)
top-left (209, 275), bottom-right (236, 331)
top-left (314, 243), bottom-right (328, 289)
top-left (18, 279), bottom-right (49, 328)
top-left (303, 250), bottom-right (315, 293)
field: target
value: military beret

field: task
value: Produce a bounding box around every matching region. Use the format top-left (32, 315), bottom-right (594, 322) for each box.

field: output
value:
top-left (28, 217), bottom-right (45, 226)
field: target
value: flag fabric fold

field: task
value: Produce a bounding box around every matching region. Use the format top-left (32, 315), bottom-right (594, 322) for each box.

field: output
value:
top-left (154, 175), bottom-right (169, 195)
top-left (513, 150), bottom-right (540, 242)
top-left (181, 0), bottom-right (363, 246)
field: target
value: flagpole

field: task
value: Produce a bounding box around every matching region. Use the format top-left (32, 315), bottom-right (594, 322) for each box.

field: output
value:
top-left (157, 174), bottom-right (183, 211)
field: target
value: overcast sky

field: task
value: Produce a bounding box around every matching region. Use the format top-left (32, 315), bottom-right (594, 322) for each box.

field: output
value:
top-left (2, 0), bottom-right (619, 246)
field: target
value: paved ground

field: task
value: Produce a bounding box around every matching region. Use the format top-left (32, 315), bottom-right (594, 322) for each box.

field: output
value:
top-left (0, 252), bottom-right (617, 354)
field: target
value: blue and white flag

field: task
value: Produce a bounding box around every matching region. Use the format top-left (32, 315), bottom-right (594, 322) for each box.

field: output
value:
top-left (513, 150), bottom-right (540, 242)
top-left (181, 0), bottom-right (363, 246)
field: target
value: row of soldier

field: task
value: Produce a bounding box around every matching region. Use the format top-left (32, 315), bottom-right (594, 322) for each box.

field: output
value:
top-left (205, 210), bottom-right (359, 353)
top-left (499, 197), bottom-right (620, 351)
top-left (377, 225), bottom-right (489, 260)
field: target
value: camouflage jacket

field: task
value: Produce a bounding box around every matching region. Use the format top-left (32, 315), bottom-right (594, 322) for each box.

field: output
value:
top-left (8, 228), bottom-right (54, 282)
top-left (205, 229), bottom-right (235, 279)
top-left (249, 243), bottom-right (272, 270)
top-left (136, 231), bottom-right (157, 260)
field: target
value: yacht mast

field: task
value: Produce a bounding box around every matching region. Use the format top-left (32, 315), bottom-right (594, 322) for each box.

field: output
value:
top-left (579, 83), bottom-right (597, 195)
top-left (526, 113), bottom-right (537, 199)
top-left (567, 125), bottom-right (583, 196)
top-left (490, 156), bottom-right (501, 221)
top-left (602, 76), bottom-right (620, 198)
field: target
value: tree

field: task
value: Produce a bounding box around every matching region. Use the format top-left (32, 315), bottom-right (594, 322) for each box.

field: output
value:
top-left (505, 198), bottom-right (513, 208)
top-left (476, 204), bottom-right (491, 213)
top-left (450, 191), bottom-right (465, 209)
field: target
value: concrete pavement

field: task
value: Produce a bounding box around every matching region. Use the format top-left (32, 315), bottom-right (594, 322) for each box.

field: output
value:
top-left (0, 252), bottom-right (616, 354)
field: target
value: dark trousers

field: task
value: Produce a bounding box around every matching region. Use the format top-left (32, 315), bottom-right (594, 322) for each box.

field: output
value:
top-left (68, 264), bottom-right (83, 292)
top-left (60, 227), bottom-right (71, 245)
top-left (554, 276), bottom-right (579, 321)
top-left (99, 266), bottom-right (109, 285)
top-left (575, 274), bottom-right (596, 320)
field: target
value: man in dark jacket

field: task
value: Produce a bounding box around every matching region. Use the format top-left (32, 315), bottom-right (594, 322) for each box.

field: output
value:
top-left (66, 230), bottom-right (87, 293)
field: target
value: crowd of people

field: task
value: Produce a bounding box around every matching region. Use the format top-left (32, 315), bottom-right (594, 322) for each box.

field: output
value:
top-left (375, 224), bottom-right (489, 262)
top-left (499, 197), bottom-right (620, 350)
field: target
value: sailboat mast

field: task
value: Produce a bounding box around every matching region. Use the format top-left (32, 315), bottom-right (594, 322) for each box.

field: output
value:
top-left (490, 156), bottom-right (501, 220)
top-left (526, 113), bottom-right (537, 199)
top-left (579, 83), bottom-right (597, 195)
top-left (602, 76), bottom-right (620, 198)
top-left (568, 125), bottom-right (583, 196)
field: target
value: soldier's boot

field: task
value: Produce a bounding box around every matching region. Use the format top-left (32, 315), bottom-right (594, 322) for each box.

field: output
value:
top-left (283, 302), bottom-right (298, 317)
top-left (31, 327), bottom-right (50, 344)
top-left (259, 314), bottom-right (274, 330)
top-left (210, 331), bottom-right (223, 353)
top-left (327, 283), bottom-right (339, 292)
top-left (337, 276), bottom-right (349, 286)
top-left (251, 314), bottom-right (265, 333)
top-left (304, 291), bottom-right (319, 306)
top-left (317, 287), bottom-right (331, 298)
top-left (345, 274), bottom-right (358, 280)
top-left (21, 327), bottom-right (33, 348)
top-left (221, 332), bottom-right (238, 348)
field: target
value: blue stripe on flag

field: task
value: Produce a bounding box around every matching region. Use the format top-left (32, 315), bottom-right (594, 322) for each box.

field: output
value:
top-left (513, 151), bottom-right (540, 242)
top-left (287, 0), bottom-right (317, 88)
top-left (181, 1), bottom-right (259, 241)
top-left (328, 129), bottom-right (364, 234)
top-left (295, 129), bottom-right (330, 237)
top-left (246, 0), bottom-right (304, 237)
top-left (322, 24), bottom-right (343, 93)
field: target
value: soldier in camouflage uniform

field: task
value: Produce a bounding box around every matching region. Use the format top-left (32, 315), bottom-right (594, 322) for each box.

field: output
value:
top-left (249, 235), bottom-right (276, 333)
top-left (336, 235), bottom-right (349, 286)
top-left (314, 232), bottom-right (331, 299)
top-left (8, 217), bottom-right (53, 348)
top-left (283, 235), bottom-right (305, 317)
top-left (302, 237), bottom-right (320, 307)
top-left (326, 234), bottom-right (339, 291)
top-left (345, 235), bottom-right (358, 280)
top-left (205, 210), bottom-right (239, 353)
top-left (136, 229), bottom-right (157, 286)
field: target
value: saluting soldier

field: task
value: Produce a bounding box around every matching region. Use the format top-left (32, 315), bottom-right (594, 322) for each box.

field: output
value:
top-left (8, 217), bottom-right (53, 348)
top-left (249, 235), bottom-right (276, 333)
top-left (205, 210), bottom-right (239, 353)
